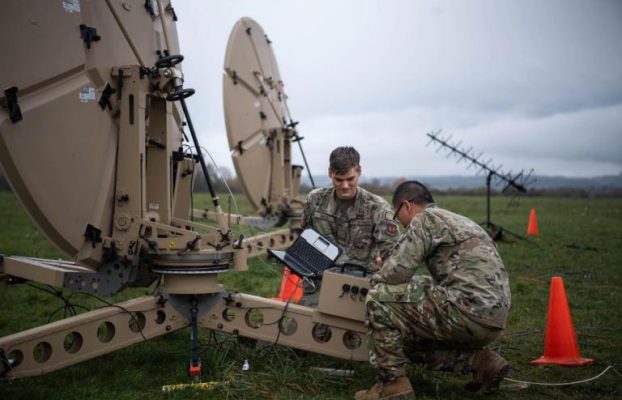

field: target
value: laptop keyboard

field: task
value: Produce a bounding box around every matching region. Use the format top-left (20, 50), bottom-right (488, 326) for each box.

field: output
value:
top-left (289, 239), bottom-right (332, 274)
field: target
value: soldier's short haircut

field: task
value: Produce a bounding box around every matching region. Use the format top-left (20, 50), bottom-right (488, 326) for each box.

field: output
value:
top-left (392, 180), bottom-right (434, 207)
top-left (329, 146), bottom-right (360, 174)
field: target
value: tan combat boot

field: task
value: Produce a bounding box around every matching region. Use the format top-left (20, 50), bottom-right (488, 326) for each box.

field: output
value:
top-left (465, 348), bottom-right (510, 393)
top-left (354, 376), bottom-right (415, 400)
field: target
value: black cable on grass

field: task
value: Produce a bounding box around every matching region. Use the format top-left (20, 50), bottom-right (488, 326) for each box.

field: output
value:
top-left (21, 284), bottom-right (247, 360)
top-left (504, 326), bottom-right (620, 338)
top-left (22, 284), bottom-right (195, 355)
top-left (270, 297), bottom-right (293, 347)
top-left (75, 292), bottom-right (250, 358)
top-left (48, 302), bottom-right (90, 323)
top-left (26, 282), bottom-right (62, 297)
top-left (227, 294), bottom-right (296, 359)
top-left (69, 291), bottom-right (213, 357)
top-left (25, 283), bottom-right (90, 323)
top-left (206, 330), bottom-right (238, 350)
top-left (253, 338), bottom-right (301, 362)
top-left (0, 349), bottom-right (13, 378)
top-left (67, 291), bottom-right (151, 342)
top-left (22, 282), bottom-right (312, 370)
top-left (504, 329), bottom-right (543, 337)
top-left (148, 275), bottom-right (164, 296)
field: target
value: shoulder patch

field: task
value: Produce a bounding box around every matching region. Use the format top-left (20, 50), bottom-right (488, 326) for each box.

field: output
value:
top-left (386, 222), bottom-right (399, 236)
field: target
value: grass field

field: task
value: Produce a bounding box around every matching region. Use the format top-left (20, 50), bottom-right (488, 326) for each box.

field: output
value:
top-left (1, 190), bottom-right (621, 399)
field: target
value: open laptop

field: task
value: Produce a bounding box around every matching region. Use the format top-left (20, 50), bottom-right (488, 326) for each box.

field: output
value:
top-left (268, 228), bottom-right (341, 278)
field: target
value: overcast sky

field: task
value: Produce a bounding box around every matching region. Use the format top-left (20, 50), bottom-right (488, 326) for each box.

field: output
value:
top-left (174, 0), bottom-right (622, 179)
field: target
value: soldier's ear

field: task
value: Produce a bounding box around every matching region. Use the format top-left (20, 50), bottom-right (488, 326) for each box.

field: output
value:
top-left (404, 201), bottom-right (413, 215)
top-left (356, 166), bottom-right (361, 175)
top-left (328, 168), bottom-right (333, 178)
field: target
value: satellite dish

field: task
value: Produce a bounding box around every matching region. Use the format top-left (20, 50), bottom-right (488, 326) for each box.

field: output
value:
top-left (0, 8), bottom-right (372, 380)
top-left (223, 17), bottom-right (303, 220)
top-left (0, 1), bottom-right (181, 267)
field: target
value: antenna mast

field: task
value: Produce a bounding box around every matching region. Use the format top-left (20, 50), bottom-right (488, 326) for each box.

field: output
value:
top-left (426, 130), bottom-right (536, 240)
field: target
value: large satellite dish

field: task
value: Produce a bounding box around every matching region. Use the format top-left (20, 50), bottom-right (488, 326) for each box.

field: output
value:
top-left (223, 17), bottom-right (302, 219)
top-left (0, 8), bottom-right (372, 381)
top-left (0, 0), bottom-right (181, 267)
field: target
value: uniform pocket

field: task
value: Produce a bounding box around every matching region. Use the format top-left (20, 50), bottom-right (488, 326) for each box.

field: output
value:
top-left (312, 212), bottom-right (337, 240)
top-left (371, 282), bottom-right (421, 303)
top-left (349, 219), bottom-right (373, 261)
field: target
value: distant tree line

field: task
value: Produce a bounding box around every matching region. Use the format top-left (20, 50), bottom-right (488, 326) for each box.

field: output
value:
top-left (1, 169), bottom-right (621, 198)
top-left (0, 164), bottom-right (245, 194)
top-left (192, 164), bottom-right (242, 194)
top-left (303, 178), bottom-right (622, 198)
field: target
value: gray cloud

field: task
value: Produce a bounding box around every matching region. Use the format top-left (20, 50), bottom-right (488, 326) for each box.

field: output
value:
top-left (175, 0), bottom-right (622, 178)
top-left (297, 103), bottom-right (622, 178)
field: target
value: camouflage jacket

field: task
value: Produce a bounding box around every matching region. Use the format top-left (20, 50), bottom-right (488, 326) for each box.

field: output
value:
top-left (373, 204), bottom-right (511, 328)
top-left (301, 187), bottom-right (399, 271)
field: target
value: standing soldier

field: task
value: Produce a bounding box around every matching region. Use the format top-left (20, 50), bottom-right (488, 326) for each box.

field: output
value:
top-left (300, 146), bottom-right (399, 306)
top-left (355, 180), bottom-right (511, 399)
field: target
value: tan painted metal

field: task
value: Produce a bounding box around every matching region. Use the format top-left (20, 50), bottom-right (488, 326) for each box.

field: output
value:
top-left (1, 257), bottom-right (94, 288)
top-left (0, 6), bottom-right (375, 381)
top-left (318, 271), bottom-right (372, 322)
top-left (241, 228), bottom-right (298, 259)
top-left (223, 17), bottom-right (304, 220)
top-left (193, 208), bottom-right (287, 229)
top-left (0, 0), bottom-right (180, 267)
top-left (0, 269), bottom-right (370, 379)
top-left (0, 59), bottom-right (248, 294)
top-left (0, 295), bottom-right (187, 379)
top-left (201, 290), bottom-right (368, 362)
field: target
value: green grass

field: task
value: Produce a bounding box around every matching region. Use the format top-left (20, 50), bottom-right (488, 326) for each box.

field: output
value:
top-left (1, 191), bottom-right (621, 399)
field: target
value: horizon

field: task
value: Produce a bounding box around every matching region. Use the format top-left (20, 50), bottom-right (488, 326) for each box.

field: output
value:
top-left (175, 1), bottom-right (622, 179)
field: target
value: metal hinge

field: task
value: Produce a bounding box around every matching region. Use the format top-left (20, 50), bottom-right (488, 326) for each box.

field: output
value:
top-left (79, 24), bottom-right (101, 49)
top-left (4, 87), bottom-right (23, 123)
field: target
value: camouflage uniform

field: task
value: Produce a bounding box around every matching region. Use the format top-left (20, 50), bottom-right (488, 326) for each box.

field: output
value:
top-left (366, 204), bottom-right (511, 379)
top-left (300, 187), bottom-right (399, 306)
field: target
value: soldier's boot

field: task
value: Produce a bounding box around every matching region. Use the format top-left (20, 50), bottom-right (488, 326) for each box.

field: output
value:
top-left (464, 348), bottom-right (510, 393)
top-left (354, 376), bottom-right (415, 400)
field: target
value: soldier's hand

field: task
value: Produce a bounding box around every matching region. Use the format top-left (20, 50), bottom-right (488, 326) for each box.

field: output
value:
top-left (369, 273), bottom-right (384, 287)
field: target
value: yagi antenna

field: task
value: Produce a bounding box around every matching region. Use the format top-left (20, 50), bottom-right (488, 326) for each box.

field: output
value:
top-left (426, 130), bottom-right (537, 241)
top-left (426, 130), bottom-right (535, 193)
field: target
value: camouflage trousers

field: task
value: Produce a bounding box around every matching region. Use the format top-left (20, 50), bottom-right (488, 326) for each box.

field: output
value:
top-left (366, 275), bottom-right (503, 379)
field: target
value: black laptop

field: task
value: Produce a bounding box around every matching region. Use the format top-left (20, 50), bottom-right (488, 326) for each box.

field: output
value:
top-left (268, 228), bottom-right (341, 278)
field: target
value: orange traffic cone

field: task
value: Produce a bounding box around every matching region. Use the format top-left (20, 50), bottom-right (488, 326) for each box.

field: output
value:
top-left (531, 276), bottom-right (593, 366)
top-left (275, 267), bottom-right (303, 303)
top-left (527, 208), bottom-right (539, 236)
